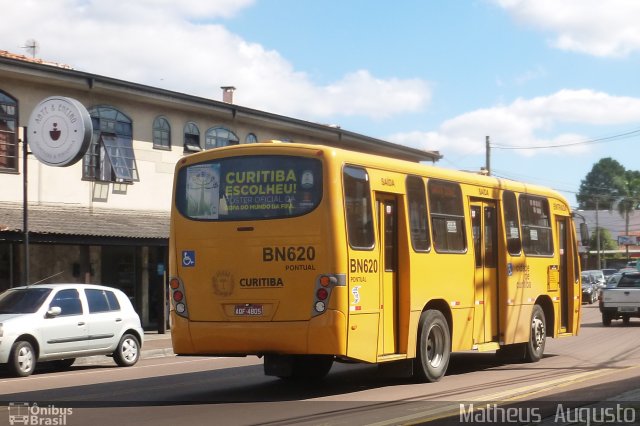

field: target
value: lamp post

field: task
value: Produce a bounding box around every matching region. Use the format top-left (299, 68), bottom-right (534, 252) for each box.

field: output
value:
top-left (20, 128), bottom-right (30, 286)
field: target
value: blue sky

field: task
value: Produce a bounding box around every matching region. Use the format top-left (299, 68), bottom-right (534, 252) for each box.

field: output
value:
top-left (2, 0), bottom-right (640, 206)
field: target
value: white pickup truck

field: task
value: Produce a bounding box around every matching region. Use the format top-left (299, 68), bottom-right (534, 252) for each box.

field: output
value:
top-left (599, 271), bottom-right (640, 326)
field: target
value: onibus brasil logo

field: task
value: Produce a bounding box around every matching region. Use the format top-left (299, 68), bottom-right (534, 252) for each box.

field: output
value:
top-left (8, 402), bottom-right (73, 425)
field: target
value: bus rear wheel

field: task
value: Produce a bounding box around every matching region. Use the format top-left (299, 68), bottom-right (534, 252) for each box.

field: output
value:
top-left (524, 304), bottom-right (546, 362)
top-left (267, 355), bottom-right (334, 381)
top-left (413, 310), bottom-right (450, 382)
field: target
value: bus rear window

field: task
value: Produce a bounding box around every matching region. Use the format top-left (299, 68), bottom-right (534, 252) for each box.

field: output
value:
top-left (175, 155), bottom-right (322, 220)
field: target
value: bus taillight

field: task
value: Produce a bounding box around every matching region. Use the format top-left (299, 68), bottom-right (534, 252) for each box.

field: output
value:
top-left (169, 276), bottom-right (189, 318)
top-left (312, 274), bottom-right (346, 317)
top-left (316, 287), bottom-right (328, 300)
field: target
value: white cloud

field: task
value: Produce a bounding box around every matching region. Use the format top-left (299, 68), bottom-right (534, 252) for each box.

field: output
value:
top-left (0, 0), bottom-right (430, 121)
top-left (493, 0), bottom-right (640, 57)
top-left (514, 66), bottom-right (546, 85)
top-left (388, 89), bottom-right (640, 156)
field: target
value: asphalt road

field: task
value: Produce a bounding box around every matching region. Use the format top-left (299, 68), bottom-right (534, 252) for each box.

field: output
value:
top-left (1, 303), bottom-right (639, 425)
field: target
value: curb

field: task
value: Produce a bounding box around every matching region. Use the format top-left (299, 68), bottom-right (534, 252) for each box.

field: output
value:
top-left (73, 346), bottom-right (175, 366)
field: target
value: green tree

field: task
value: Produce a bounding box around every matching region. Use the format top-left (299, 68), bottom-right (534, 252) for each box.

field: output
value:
top-left (577, 158), bottom-right (626, 210)
top-left (615, 170), bottom-right (640, 259)
top-left (589, 227), bottom-right (617, 251)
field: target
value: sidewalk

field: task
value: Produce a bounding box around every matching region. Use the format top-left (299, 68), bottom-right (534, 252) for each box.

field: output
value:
top-left (74, 331), bottom-right (174, 366)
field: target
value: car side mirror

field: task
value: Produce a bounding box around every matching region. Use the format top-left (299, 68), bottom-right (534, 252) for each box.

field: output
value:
top-left (46, 306), bottom-right (62, 317)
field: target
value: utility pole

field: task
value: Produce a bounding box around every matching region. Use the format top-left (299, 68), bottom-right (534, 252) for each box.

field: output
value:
top-left (485, 136), bottom-right (491, 176)
top-left (595, 197), bottom-right (601, 269)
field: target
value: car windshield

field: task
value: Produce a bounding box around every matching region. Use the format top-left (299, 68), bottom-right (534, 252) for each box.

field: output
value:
top-left (0, 288), bottom-right (52, 314)
top-left (607, 274), bottom-right (622, 287)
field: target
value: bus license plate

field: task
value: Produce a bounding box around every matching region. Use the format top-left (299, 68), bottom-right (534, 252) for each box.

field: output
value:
top-left (618, 307), bottom-right (637, 313)
top-left (235, 304), bottom-right (263, 316)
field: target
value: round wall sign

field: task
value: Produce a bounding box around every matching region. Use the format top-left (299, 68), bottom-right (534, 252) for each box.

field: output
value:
top-left (27, 96), bottom-right (93, 167)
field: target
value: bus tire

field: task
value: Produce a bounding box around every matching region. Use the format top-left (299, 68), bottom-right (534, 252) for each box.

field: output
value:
top-left (413, 310), bottom-right (450, 382)
top-left (524, 304), bottom-right (546, 363)
top-left (496, 343), bottom-right (525, 362)
top-left (275, 355), bottom-right (334, 381)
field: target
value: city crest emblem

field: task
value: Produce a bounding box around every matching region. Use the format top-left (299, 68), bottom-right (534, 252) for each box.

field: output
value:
top-left (212, 271), bottom-right (234, 296)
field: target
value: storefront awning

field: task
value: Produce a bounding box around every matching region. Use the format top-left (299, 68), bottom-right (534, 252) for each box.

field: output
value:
top-left (0, 202), bottom-right (168, 243)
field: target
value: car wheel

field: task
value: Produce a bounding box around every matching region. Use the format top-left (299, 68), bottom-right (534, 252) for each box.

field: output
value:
top-left (602, 313), bottom-right (612, 326)
top-left (524, 305), bottom-right (546, 363)
top-left (623, 316), bottom-right (631, 325)
top-left (8, 340), bottom-right (37, 377)
top-left (113, 333), bottom-right (140, 367)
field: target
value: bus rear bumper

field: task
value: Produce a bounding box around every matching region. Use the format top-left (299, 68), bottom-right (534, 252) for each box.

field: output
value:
top-left (171, 309), bottom-right (347, 356)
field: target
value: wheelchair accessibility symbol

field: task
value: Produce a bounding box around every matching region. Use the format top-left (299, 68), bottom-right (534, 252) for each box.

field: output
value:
top-left (182, 250), bottom-right (196, 267)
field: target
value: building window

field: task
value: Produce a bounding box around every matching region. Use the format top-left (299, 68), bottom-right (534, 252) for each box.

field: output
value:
top-left (245, 133), bottom-right (258, 144)
top-left (205, 126), bottom-right (239, 149)
top-left (0, 91), bottom-right (18, 173)
top-left (184, 122), bottom-right (201, 152)
top-left (153, 116), bottom-right (171, 150)
top-left (83, 106), bottom-right (139, 183)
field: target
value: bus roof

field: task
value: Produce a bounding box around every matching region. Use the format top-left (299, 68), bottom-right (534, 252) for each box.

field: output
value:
top-left (177, 141), bottom-right (569, 206)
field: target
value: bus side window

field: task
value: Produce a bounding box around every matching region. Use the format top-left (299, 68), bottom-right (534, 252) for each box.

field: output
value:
top-left (344, 166), bottom-right (375, 249)
top-left (519, 195), bottom-right (554, 256)
top-left (503, 191), bottom-right (522, 255)
top-left (406, 175), bottom-right (431, 252)
top-left (428, 180), bottom-right (466, 253)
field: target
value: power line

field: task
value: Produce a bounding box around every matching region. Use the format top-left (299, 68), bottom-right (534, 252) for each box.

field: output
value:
top-left (490, 128), bottom-right (640, 150)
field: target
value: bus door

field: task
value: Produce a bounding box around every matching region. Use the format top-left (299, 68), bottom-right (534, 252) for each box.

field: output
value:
top-left (557, 217), bottom-right (570, 332)
top-left (470, 200), bottom-right (498, 344)
top-left (376, 194), bottom-right (398, 355)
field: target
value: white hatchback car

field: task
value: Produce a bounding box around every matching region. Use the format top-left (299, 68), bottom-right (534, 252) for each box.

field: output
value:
top-left (0, 283), bottom-right (144, 377)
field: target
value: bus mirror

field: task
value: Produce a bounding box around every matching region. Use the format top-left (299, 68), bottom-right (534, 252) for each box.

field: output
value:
top-left (579, 223), bottom-right (589, 245)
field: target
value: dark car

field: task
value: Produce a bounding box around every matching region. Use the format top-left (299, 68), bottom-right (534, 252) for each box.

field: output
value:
top-left (581, 273), bottom-right (597, 304)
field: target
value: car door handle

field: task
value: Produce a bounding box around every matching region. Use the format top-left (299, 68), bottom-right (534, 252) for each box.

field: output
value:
top-left (115, 318), bottom-right (122, 322)
top-left (78, 322), bottom-right (86, 326)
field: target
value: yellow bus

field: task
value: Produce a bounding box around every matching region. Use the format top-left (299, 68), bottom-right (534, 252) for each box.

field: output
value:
top-left (169, 141), bottom-right (582, 382)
